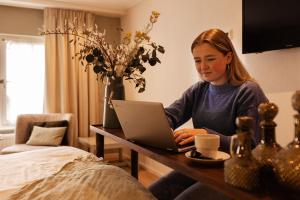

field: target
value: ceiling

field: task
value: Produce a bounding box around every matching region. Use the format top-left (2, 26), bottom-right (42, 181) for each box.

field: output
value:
top-left (0, 0), bottom-right (143, 16)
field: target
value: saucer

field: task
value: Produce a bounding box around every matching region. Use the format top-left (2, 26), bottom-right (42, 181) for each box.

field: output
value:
top-left (185, 150), bottom-right (230, 165)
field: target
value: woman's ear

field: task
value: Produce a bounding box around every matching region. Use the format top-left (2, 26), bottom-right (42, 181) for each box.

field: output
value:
top-left (226, 52), bottom-right (233, 64)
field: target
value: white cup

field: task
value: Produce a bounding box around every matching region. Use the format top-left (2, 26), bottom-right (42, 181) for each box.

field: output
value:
top-left (194, 134), bottom-right (220, 158)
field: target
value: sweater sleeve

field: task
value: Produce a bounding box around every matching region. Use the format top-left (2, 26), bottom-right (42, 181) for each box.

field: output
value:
top-left (164, 82), bottom-right (203, 129)
top-left (235, 82), bottom-right (268, 147)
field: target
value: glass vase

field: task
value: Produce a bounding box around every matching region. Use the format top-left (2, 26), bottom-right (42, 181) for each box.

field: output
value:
top-left (224, 116), bottom-right (261, 191)
top-left (273, 91), bottom-right (300, 191)
top-left (252, 102), bottom-right (282, 190)
top-left (103, 76), bottom-right (125, 128)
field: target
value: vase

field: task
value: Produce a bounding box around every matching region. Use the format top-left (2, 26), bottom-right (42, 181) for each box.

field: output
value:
top-left (102, 76), bottom-right (125, 128)
top-left (252, 102), bottom-right (282, 190)
top-left (224, 116), bottom-right (261, 191)
top-left (273, 91), bottom-right (300, 192)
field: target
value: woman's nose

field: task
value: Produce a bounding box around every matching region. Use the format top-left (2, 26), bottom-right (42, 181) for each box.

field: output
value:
top-left (199, 62), bottom-right (208, 71)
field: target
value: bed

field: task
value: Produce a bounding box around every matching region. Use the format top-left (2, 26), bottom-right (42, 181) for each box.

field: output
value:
top-left (0, 146), bottom-right (155, 200)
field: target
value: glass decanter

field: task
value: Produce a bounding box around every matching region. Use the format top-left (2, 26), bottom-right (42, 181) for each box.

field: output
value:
top-left (273, 91), bottom-right (300, 191)
top-left (253, 102), bottom-right (282, 165)
top-left (224, 116), bottom-right (261, 191)
top-left (252, 102), bottom-right (282, 190)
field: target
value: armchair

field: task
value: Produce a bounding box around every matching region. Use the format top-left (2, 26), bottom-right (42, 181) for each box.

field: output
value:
top-left (1, 113), bottom-right (74, 154)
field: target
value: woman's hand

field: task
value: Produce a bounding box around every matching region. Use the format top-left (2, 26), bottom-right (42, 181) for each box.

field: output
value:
top-left (174, 128), bottom-right (208, 145)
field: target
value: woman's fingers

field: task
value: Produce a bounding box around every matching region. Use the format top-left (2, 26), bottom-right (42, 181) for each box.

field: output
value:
top-left (173, 128), bottom-right (208, 144)
top-left (179, 136), bottom-right (194, 145)
top-left (174, 132), bottom-right (185, 143)
top-left (173, 130), bottom-right (186, 140)
top-left (174, 128), bottom-right (208, 145)
top-left (174, 129), bottom-right (189, 138)
top-left (174, 132), bottom-right (193, 143)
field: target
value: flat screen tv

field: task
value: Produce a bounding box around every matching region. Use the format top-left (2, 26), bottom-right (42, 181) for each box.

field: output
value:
top-left (242, 0), bottom-right (300, 54)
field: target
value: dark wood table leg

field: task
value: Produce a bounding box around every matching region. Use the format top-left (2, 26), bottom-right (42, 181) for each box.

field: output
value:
top-left (131, 150), bottom-right (139, 179)
top-left (96, 133), bottom-right (104, 158)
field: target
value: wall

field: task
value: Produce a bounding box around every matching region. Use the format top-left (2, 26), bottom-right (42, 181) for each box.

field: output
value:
top-left (121, 0), bottom-right (299, 176)
top-left (0, 5), bottom-right (121, 42)
top-left (0, 5), bottom-right (43, 36)
top-left (95, 16), bottom-right (121, 44)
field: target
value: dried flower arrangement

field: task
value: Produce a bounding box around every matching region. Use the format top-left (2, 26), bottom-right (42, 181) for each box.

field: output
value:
top-left (41, 11), bottom-right (164, 93)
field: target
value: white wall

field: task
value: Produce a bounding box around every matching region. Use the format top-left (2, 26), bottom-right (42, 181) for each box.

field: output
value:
top-left (121, 0), bottom-right (299, 176)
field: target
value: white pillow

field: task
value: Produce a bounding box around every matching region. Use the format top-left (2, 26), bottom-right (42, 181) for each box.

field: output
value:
top-left (26, 126), bottom-right (67, 146)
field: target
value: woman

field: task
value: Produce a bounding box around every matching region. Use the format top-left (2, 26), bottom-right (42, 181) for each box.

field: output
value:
top-left (149, 28), bottom-right (268, 200)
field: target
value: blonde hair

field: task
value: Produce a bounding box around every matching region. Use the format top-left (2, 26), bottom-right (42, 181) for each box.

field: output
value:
top-left (191, 28), bottom-right (254, 86)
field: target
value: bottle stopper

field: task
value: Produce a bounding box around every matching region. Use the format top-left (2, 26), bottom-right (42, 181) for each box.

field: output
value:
top-left (236, 116), bottom-right (253, 132)
top-left (292, 91), bottom-right (300, 129)
top-left (292, 90), bottom-right (300, 114)
top-left (258, 102), bottom-right (278, 126)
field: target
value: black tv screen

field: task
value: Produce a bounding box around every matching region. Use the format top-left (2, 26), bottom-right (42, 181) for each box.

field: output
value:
top-left (242, 0), bottom-right (300, 54)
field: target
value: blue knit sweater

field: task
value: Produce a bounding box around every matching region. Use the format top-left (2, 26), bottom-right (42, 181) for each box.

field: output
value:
top-left (165, 81), bottom-right (268, 152)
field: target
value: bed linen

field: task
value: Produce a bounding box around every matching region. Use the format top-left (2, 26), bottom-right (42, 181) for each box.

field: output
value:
top-left (0, 146), bottom-right (155, 200)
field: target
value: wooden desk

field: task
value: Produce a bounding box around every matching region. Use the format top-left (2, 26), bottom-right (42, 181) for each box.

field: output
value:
top-left (90, 125), bottom-right (292, 200)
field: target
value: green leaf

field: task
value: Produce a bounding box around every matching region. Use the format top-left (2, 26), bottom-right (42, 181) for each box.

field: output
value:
top-left (148, 58), bottom-right (157, 66)
top-left (86, 54), bottom-right (94, 63)
top-left (93, 65), bottom-right (102, 73)
top-left (141, 53), bottom-right (149, 62)
top-left (151, 43), bottom-right (157, 48)
top-left (138, 87), bottom-right (145, 93)
top-left (137, 47), bottom-right (145, 55)
top-left (152, 50), bottom-right (157, 57)
top-left (155, 57), bottom-right (161, 64)
top-left (137, 64), bottom-right (146, 74)
top-left (158, 45), bottom-right (165, 54)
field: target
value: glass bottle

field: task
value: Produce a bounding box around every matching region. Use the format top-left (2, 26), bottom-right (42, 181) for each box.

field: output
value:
top-left (273, 91), bottom-right (300, 191)
top-left (224, 116), bottom-right (261, 191)
top-left (253, 102), bottom-right (282, 165)
top-left (252, 102), bottom-right (282, 190)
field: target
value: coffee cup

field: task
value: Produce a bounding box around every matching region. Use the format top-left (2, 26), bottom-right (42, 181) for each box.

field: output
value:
top-left (194, 134), bottom-right (220, 159)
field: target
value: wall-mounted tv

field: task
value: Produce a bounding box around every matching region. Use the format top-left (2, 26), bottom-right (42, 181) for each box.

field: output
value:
top-left (242, 0), bottom-right (300, 54)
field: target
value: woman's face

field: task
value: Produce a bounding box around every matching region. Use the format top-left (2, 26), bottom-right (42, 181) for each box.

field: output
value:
top-left (192, 43), bottom-right (232, 85)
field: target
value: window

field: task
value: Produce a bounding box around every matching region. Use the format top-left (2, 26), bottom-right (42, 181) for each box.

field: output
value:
top-left (0, 35), bottom-right (45, 127)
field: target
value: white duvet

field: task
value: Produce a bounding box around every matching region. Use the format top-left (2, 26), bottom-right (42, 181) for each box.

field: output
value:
top-left (0, 146), bottom-right (155, 200)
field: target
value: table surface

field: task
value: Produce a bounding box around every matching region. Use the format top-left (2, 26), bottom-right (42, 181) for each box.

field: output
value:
top-left (90, 124), bottom-right (294, 200)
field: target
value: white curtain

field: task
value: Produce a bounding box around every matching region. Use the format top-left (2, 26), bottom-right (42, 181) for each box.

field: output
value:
top-left (44, 8), bottom-right (103, 147)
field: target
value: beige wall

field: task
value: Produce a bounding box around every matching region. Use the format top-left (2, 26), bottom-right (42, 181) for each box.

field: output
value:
top-left (95, 16), bottom-right (121, 44)
top-left (0, 5), bottom-right (121, 42)
top-left (121, 0), bottom-right (299, 176)
top-left (0, 5), bottom-right (43, 36)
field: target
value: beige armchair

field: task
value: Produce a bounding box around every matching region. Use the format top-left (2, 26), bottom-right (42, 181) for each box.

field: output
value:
top-left (1, 113), bottom-right (74, 154)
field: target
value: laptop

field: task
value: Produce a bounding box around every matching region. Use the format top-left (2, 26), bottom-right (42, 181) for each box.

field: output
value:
top-left (111, 100), bottom-right (194, 153)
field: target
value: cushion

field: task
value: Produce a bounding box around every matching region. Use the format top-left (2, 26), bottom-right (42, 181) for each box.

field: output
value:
top-left (0, 144), bottom-right (55, 154)
top-left (27, 120), bottom-right (69, 145)
top-left (26, 126), bottom-right (67, 146)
